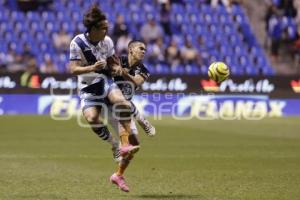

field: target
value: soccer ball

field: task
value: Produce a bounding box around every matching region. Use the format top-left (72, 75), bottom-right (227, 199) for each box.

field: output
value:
top-left (208, 62), bottom-right (230, 83)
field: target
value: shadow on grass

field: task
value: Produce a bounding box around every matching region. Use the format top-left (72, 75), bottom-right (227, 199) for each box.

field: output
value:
top-left (8, 194), bottom-right (67, 200)
top-left (132, 194), bottom-right (202, 199)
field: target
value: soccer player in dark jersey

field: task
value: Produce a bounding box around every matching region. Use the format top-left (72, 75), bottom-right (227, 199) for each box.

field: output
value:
top-left (109, 40), bottom-right (155, 192)
top-left (69, 5), bottom-right (139, 164)
top-left (115, 40), bottom-right (155, 137)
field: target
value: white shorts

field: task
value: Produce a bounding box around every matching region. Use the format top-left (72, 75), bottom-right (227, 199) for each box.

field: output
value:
top-left (101, 106), bottom-right (138, 136)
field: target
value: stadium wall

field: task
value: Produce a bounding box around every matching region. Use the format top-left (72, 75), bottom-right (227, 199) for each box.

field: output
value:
top-left (0, 73), bottom-right (299, 118)
top-left (1, 94), bottom-right (300, 118)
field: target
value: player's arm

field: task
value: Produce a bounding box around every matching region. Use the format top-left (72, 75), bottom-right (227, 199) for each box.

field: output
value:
top-left (121, 70), bottom-right (145, 86)
top-left (69, 39), bottom-right (106, 75)
top-left (107, 54), bottom-right (122, 76)
top-left (69, 60), bottom-right (106, 75)
top-left (106, 36), bottom-right (123, 76)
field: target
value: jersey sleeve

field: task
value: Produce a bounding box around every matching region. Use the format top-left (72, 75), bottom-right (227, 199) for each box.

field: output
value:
top-left (69, 39), bottom-right (82, 61)
top-left (138, 65), bottom-right (150, 81)
top-left (106, 36), bottom-right (115, 58)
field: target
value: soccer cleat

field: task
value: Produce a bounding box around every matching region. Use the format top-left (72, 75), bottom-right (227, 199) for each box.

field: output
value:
top-left (120, 145), bottom-right (140, 159)
top-left (110, 173), bottom-right (129, 192)
top-left (111, 145), bottom-right (122, 163)
top-left (138, 119), bottom-right (156, 137)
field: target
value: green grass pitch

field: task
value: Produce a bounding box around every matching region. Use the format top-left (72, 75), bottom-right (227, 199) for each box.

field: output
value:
top-left (0, 116), bottom-right (300, 200)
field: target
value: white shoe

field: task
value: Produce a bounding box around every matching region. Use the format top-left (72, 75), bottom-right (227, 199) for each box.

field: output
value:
top-left (138, 119), bottom-right (156, 137)
top-left (112, 144), bottom-right (122, 162)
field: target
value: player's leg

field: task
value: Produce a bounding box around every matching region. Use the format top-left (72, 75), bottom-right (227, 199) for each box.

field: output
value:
top-left (105, 79), bottom-right (131, 145)
top-left (114, 121), bottom-right (139, 181)
top-left (116, 120), bottom-right (139, 173)
top-left (110, 120), bottom-right (139, 192)
top-left (82, 105), bottom-right (120, 161)
top-left (131, 101), bottom-right (156, 136)
top-left (108, 88), bottom-right (131, 145)
top-left (110, 153), bottom-right (133, 192)
top-left (107, 87), bottom-right (140, 157)
top-left (106, 106), bottom-right (125, 162)
top-left (129, 120), bottom-right (140, 145)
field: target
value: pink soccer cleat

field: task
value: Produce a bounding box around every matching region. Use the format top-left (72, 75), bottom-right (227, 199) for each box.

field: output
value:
top-left (120, 145), bottom-right (140, 159)
top-left (110, 173), bottom-right (129, 192)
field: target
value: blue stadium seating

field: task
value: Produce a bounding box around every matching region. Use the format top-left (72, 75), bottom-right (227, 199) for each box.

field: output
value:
top-left (0, 0), bottom-right (277, 75)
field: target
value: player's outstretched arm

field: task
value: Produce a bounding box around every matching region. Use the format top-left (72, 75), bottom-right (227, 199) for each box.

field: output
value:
top-left (69, 60), bottom-right (106, 75)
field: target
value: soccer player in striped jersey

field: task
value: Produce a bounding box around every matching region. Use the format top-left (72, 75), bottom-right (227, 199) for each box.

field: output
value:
top-left (109, 40), bottom-right (155, 192)
top-left (69, 5), bottom-right (139, 163)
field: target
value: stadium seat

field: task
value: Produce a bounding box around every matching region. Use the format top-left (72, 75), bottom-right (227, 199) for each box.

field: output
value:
top-left (215, 5), bottom-right (228, 15)
top-left (185, 4), bottom-right (198, 14)
top-left (41, 11), bottom-right (56, 22)
top-left (231, 4), bottom-right (244, 15)
top-left (156, 64), bottom-right (170, 74)
top-left (10, 11), bottom-right (25, 22)
top-left (171, 4), bottom-right (184, 13)
top-left (200, 65), bottom-right (208, 75)
top-left (185, 64), bottom-right (200, 74)
top-left (245, 64), bottom-right (260, 75)
top-left (262, 67), bottom-right (275, 75)
top-left (26, 11), bottom-right (40, 22)
top-left (14, 21), bottom-right (27, 33)
top-left (171, 65), bottom-right (185, 74)
top-left (200, 4), bottom-right (212, 14)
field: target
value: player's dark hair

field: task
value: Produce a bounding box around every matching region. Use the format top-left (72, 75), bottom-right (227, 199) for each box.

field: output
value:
top-left (128, 40), bottom-right (144, 48)
top-left (83, 4), bottom-right (106, 32)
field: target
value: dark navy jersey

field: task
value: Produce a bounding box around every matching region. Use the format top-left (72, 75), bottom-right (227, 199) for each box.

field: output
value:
top-left (114, 55), bottom-right (150, 100)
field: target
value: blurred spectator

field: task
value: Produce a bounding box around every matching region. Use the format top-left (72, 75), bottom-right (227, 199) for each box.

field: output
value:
top-left (53, 29), bottom-right (71, 53)
top-left (169, 0), bottom-right (185, 5)
top-left (40, 55), bottom-right (58, 74)
top-left (265, 4), bottom-right (280, 33)
top-left (180, 38), bottom-right (202, 66)
top-left (268, 14), bottom-right (283, 61)
top-left (116, 31), bottom-right (132, 55)
top-left (0, 53), bottom-right (8, 72)
top-left (195, 36), bottom-right (209, 65)
top-left (210, 0), bottom-right (231, 11)
top-left (72, 28), bottom-right (82, 37)
top-left (265, 0), bottom-right (299, 63)
top-left (6, 54), bottom-right (26, 73)
top-left (17, 0), bottom-right (53, 11)
top-left (26, 57), bottom-right (39, 73)
top-left (277, 0), bottom-right (297, 18)
top-left (209, 0), bottom-right (242, 12)
top-left (165, 38), bottom-right (181, 67)
top-left (295, 0), bottom-right (300, 23)
top-left (292, 34), bottom-right (300, 48)
top-left (112, 14), bottom-right (129, 43)
top-left (157, 0), bottom-right (168, 4)
top-left (22, 43), bottom-right (35, 62)
top-left (147, 38), bottom-right (166, 64)
top-left (140, 17), bottom-right (164, 43)
top-left (159, 0), bottom-right (172, 36)
top-left (229, 0), bottom-right (243, 5)
top-left (0, 47), bottom-right (15, 72)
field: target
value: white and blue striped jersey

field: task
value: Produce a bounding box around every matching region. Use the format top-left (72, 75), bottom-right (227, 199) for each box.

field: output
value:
top-left (69, 33), bottom-right (115, 91)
